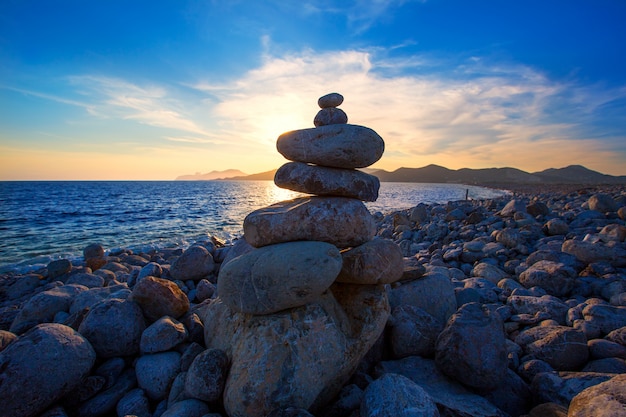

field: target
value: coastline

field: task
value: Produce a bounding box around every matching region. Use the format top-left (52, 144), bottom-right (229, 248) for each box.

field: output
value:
top-left (1, 183), bottom-right (625, 416)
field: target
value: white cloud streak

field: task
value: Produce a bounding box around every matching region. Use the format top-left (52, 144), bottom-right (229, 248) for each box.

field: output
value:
top-left (67, 75), bottom-right (211, 137)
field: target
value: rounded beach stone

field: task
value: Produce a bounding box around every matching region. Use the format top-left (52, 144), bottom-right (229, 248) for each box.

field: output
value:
top-left (66, 272), bottom-right (105, 288)
top-left (336, 238), bottom-right (404, 285)
top-left (161, 399), bottom-right (211, 417)
top-left (267, 408), bottom-right (315, 417)
top-left (84, 243), bottom-right (106, 271)
top-left (184, 348), bottom-right (229, 402)
top-left (587, 193), bottom-right (618, 213)
top-left (518, 261), bottom-right (577, 297)
top-left (361, 373), bottom-right (439, 417)
top-left (0, 330), bottom-right (17, 352)
top-left (170, 245), bottom-right (215, 281)
top-left (217, 241), bottom-right (342, 314)
top-left (388, 305), bottom-right (443, 358)
top-left (582, 303), bottom-right (626, 335)
top-left (10, 284), bottom-right (87, 334)
top-left (0, 323), bottom-right (96, 417)
top-left (135, 351), bottom-right (181, 401)
top-left (130, 275), bottom-right (190, 322)
top-left (507, 295), bottom-right (569, 325)
top-left (138, 262), bottom-right (163, 280)
top-left (568, 373), bottom-right (626, 417)
top-left (78, 298), bottom-right (146, 358)
top-left (515, 325), bottom-right (588, 370)
top-left (388, 272), bottom-right (457, 325)
top-left (47, 258), bottom-right (72, 279)
top-left (435, 302), bottom-right (508, 390)
top-left (562, 239), bottom-right (615, 265)
top-left (140, 315), bottom-right (188, 353)
top-left (318, 92), bottom-right (344, 108)
top-left (116, 388), bottom-right (151, 417)
top-left (276, 124), bottom-right (384, 169)
top-left (542, 218), bottom-right (569, 236)
top-left (274, 161), bottom-right (380, 201)
top-left (314, 107), bottom-right (348, 127)
top-left (75, 368), bottom-right (137, 417)
top-left (243, 196), bottom-right (376, 248)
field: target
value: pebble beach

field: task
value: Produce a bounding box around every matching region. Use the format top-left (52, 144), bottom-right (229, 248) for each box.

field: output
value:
top-left (0, 183), bottom-right (624, 417)
top-left (1, 91), bottom-right (625, 417)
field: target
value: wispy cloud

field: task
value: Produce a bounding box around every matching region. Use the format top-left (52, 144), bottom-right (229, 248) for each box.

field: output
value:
top-left (67, 75), bottom-right (212, 137)
top-left (297, 0), bottom-right (419, 33)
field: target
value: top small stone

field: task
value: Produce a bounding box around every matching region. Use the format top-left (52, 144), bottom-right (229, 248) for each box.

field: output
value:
top-left (318, 93), bottom-right (344, 109)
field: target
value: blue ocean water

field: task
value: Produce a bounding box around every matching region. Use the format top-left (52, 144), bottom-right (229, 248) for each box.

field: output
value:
top-left (0, 181), bottom-right (508, 272)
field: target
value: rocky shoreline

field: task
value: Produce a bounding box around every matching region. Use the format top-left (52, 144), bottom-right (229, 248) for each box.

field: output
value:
top-left (0, 182), bottom-right (624, 417)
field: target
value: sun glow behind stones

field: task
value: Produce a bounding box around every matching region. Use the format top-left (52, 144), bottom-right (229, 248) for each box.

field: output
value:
top-left (265, 182), bottom-right (305, 203)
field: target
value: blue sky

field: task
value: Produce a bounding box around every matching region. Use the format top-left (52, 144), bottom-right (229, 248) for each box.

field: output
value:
top-left (1, 0), bottom-right (625, 179)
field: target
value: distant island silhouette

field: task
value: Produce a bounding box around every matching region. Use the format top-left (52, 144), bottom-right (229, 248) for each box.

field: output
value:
top-left (176, 164), bottom-right (626, 185)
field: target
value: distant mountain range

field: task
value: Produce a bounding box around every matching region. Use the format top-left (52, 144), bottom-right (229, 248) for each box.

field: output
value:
top-left (176, 164), bottom-right (626, 185)
top-left (175, 169), bottom-right (247, 181)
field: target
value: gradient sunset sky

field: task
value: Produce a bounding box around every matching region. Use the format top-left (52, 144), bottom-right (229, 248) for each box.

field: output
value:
top-left (1, 0), bottom-right (625, 180)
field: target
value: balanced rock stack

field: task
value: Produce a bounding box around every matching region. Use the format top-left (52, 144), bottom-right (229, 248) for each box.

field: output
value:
top-left (203, 93), bottom-right (404, 417)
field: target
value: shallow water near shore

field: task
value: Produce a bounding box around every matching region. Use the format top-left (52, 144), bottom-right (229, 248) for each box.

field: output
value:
top-left (0, 180), bottom-right (508, 272)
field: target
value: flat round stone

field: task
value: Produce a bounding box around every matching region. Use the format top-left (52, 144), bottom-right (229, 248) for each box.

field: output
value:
top-left (243, 196), bottom-right (376, 248)
top-left (318, 92), bottom-right (344, 108)
top-left (217, 241), bottom-right (342, 315)
top-left (314, 108), bottom-right (348, 127)
top-left (274, 162), bottom-right (380, 202)
top-left (277, 124), bottom-right (384, 169)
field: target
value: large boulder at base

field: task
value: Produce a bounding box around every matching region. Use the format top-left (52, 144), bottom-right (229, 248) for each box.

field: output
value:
top-left (388, 272), bottom-right (457, 325)
top-left (200, 283), bottom-right (389, 417)
top-left (374, 356), bottom-right (508, 417)
top-left (0, 323), bottom-right (96, 417)
top-left (130, 276), bottom-right (190, 322)
top-left (78, 298), bottom-right (146, 358)
top-left (217, 241), bottom-right (342, 314)
top-left (515, 325), bottom-right (588, 370)
top-left (361, 373), bottom-right (440, 417)
top-left (244, 196), bottom-right (376, 248)
top-left (276, 124), bottom-right (384, 169)
top-left (435, 302), bottom-right (507, 390)
top-left (170, 245), bottom-right (215, 281)
top-left (568, 373), bottom-right (626, 416)
top-left (336, 238), bottom-right (404, 285)
top-left (274, 162), bottom-right (380, 201)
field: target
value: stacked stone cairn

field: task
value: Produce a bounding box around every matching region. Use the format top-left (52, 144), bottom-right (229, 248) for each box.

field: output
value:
top-left (207, 93), bottom-right (405, 416)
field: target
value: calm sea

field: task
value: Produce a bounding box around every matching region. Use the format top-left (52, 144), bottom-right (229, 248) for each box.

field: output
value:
top-left (0, 181), bottom-right (508, 273)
